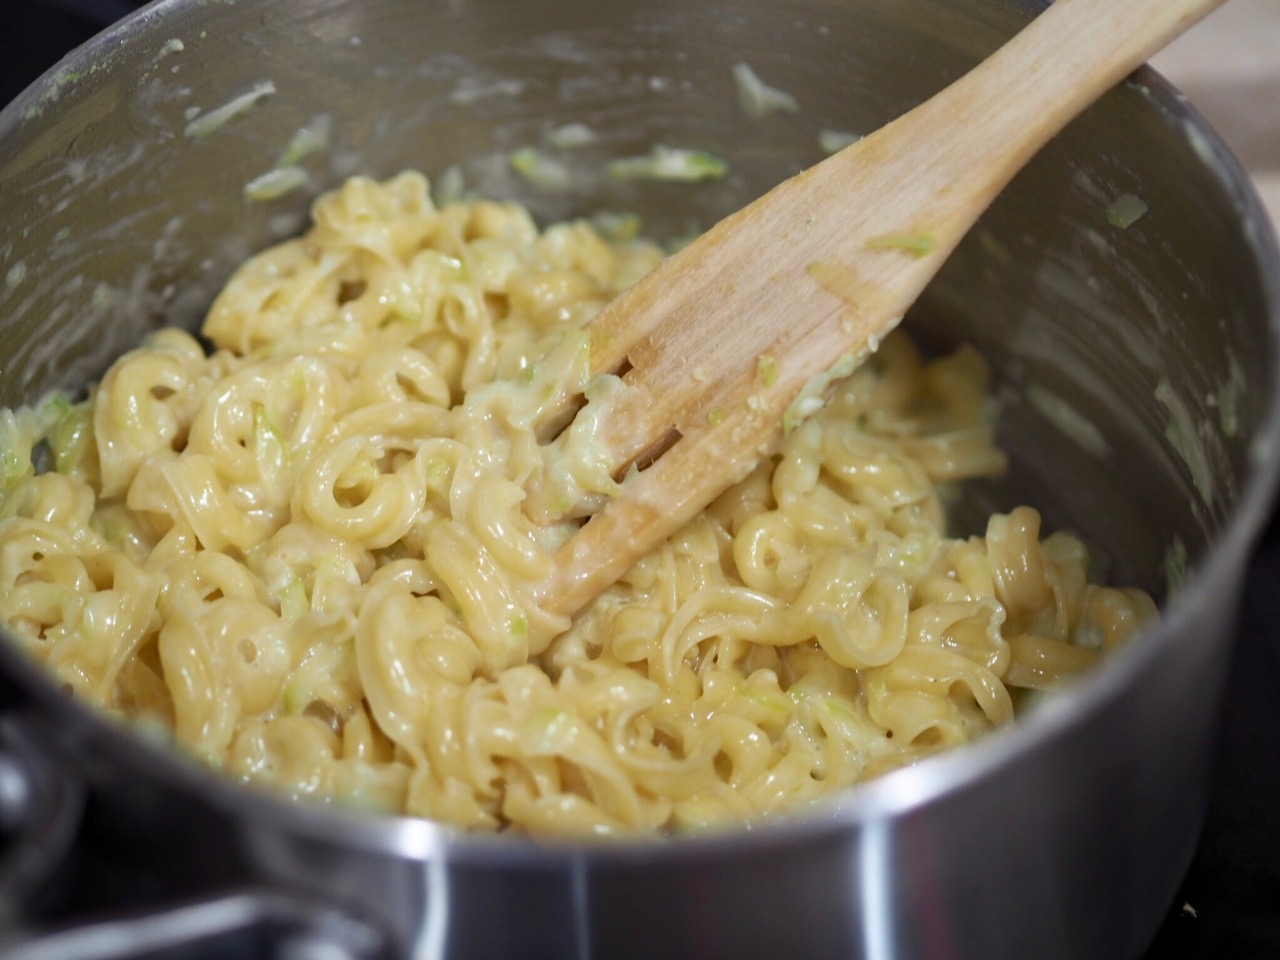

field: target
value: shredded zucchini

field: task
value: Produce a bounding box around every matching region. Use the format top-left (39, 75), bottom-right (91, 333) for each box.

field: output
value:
top-left (546, 123), bottom-right (597, 150)
top-left (509, 147), bottom-right (573, 191)
top-left (732, 62), bottom-right (799, 119)
top-left (818, 129), bottom-right (861, 155)
top-left (1107, 192), bottom-right (1148, 229)
top-left (607, 146), bottom-right (729, 183)
top-left (244, 166), bottom-right (309, 202)
top-left (866, 231), bottom-right (936, 258)
top-left (589, 210), bottom-right (644, 243)
top-left (184, 80), bottom-right (276, 139)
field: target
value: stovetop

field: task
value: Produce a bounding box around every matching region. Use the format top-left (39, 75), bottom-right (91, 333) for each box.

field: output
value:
top-left (2, 3), bottom-right (1279, 958)
top-left (1144, 517), bottom-right (1280, 958)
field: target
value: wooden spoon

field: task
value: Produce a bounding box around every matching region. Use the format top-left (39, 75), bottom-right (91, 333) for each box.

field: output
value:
top-left (535, 0), bottom-right (1225, 618)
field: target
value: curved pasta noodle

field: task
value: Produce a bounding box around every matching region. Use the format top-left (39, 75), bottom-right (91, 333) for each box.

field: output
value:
top-left (0, 172), bottom-right (1157, 835)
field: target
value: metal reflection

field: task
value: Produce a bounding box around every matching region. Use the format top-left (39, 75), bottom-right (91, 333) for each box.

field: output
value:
top-left (859, 816), bottom-right (898, 960)
top-left (413, 836), bottom-right (451, 960)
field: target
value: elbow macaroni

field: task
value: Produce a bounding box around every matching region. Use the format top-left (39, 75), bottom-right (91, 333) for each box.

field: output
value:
top-left (0, 172), bottom-right (1156, 836)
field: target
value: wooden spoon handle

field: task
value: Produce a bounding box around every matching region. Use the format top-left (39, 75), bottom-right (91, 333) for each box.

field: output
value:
top-left (538, 0), bottom-right (1225, 618)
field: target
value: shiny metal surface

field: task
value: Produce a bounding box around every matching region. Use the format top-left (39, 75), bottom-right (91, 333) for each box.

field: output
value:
top-left (1, 0), bottom-right (1279, 958)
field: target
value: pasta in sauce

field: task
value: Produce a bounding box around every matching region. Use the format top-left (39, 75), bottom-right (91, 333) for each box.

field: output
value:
top-left (0, 172), bottom-right (1156, 836)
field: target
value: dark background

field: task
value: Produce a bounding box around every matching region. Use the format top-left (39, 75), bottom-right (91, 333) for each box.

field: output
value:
top-left (2, 1), bottom-right (1279, 957)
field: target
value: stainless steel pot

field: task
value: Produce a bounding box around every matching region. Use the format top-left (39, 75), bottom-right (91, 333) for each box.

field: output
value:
top-left (1, 1), bottom-right (1278, 957)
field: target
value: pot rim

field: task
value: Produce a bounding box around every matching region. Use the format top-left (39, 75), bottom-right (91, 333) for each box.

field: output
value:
top-left (2, 0), bottom-right (1279, 869)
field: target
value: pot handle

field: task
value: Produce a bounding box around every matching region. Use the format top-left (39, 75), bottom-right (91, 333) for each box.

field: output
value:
top-left (0, 888), bottom-right (390, 960)
top-left (0, 713), bottom-right (389, 959)
top-left (0, 711), bottom-right (86, 915)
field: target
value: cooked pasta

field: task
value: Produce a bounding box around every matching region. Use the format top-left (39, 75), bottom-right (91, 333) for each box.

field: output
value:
top-left (0, 172), bottom-right (1156, 836)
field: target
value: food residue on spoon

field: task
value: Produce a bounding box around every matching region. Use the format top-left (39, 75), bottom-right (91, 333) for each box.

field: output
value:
top-left (756, 354), bottom-right (779, 387)
top-left (806, 260), bottom-right (862, 302)
top-left (782, 349), bottom-right (862, 434)
top-left (866, 231), bottom-right (938, 258)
